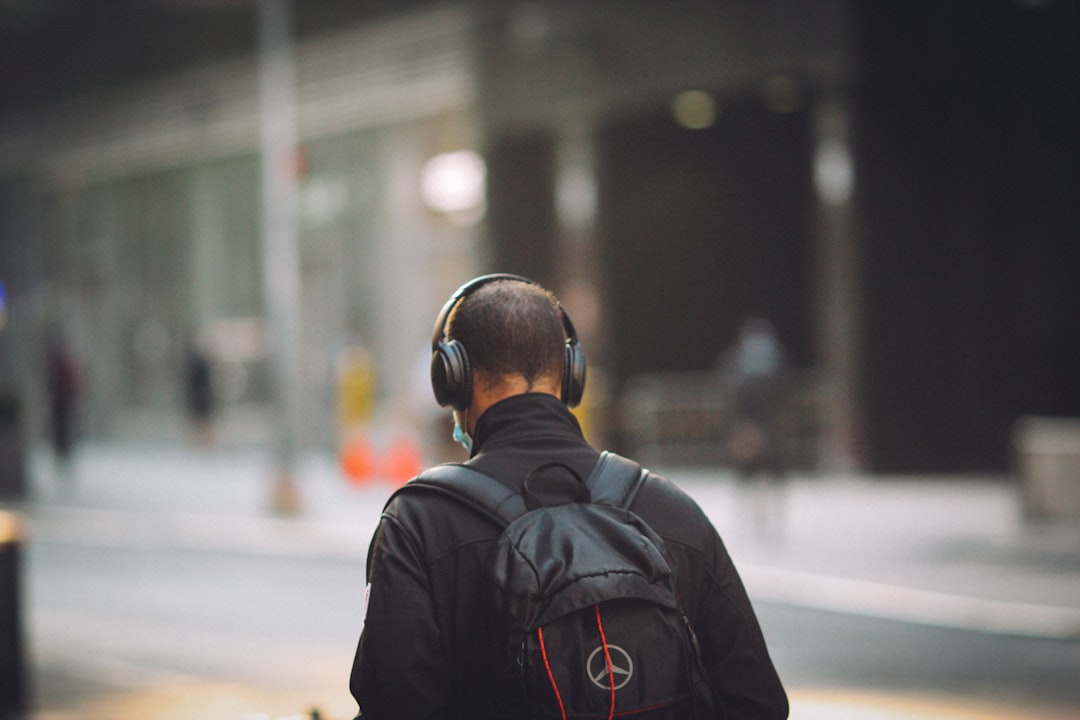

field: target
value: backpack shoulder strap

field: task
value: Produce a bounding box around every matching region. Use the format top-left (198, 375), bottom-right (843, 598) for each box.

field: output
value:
top-left (388, 451), bottom-right (648, 526)
top-left (391, 463), bottom-right (527, 528)
top-left (585, 450), bottom-right (649, 509)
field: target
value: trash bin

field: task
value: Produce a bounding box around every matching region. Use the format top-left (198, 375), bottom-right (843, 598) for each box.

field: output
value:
top-left (0, 511), bottom-right (27, 717)
top-left (1013, 415), bottom-right (1080, 521)
top-left (0, 392), bottom-right (25, 499)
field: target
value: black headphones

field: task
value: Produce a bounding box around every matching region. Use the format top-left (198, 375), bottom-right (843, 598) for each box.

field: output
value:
top-left (430, 273), bottom-right (586, 411)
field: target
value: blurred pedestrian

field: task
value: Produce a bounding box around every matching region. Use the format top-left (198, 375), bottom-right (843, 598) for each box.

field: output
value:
top-left (184, 341), bottom-right (215, 446)
top-left (719, 316), bottom-right (790, 539)
top-left (46, 332), bottom-right (80, 477)
top-left (350, 275), bottom-right (788, 719)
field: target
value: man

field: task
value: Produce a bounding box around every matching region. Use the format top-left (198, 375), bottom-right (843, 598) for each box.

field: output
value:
top-left (350, 274), bottom-right (788, 719)
top-left (718, 317), bottom-right (791, 538)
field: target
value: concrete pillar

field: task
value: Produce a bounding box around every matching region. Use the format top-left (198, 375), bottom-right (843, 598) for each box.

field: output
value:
top-left (258, 0), bottom-right (304, 513)
top-left (553, 119), bottom-right (609, 445)
top-left (553, 119), bottom-right (601, 334)
top-left (372, 123), bottom-right (434, 434)
top-left (812, 95), bottom-right (863, 472)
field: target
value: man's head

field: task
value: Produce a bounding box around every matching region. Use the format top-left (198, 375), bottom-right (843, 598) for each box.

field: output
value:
top-left (430, 274), bottom-right (585, 416)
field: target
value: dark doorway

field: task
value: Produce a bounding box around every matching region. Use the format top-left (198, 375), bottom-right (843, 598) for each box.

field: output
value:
top-left (486, 132), bottom-right (558, 288)
top-left (597, 93), bottom-right (814, 387)
top-left (853, 1), bottom-right (1080, 472)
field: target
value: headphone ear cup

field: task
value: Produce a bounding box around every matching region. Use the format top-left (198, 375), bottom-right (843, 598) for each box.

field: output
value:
top-left (562, 340), bottom-right (586, 408)
top-left (431, 340), bottom-right (471, 410)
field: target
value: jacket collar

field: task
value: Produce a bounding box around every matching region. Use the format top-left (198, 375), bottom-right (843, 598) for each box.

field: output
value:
top-left (470, 392), bottom-right (584, 455)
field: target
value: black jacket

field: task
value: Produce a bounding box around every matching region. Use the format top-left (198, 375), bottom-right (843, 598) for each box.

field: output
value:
top-left (350, 393), bottom-right (788, 719)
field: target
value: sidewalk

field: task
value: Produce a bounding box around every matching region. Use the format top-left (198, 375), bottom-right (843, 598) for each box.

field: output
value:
top-left (5, 438), bottom-right (1080, 719)
top-left (676, 469), bottom-right (1080, 640)
top-left (15, 439), bottom-right (1080, 638)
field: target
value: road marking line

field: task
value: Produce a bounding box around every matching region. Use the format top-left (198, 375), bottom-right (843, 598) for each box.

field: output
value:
top-left (743, 564), bottom-right (1080, 639)
top-left (791, 689), bottom-right (1076, 720)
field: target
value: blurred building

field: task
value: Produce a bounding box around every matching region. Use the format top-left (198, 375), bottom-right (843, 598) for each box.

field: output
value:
top-left (0, 1), bottom-right (1077, 473)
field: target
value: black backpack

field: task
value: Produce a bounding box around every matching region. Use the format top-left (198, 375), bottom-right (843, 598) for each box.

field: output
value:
top-left (402, 451), bottom-right (720, 719)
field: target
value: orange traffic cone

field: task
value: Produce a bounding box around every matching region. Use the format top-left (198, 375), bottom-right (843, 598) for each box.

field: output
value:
top-left (383, 437), bottom-right (424, 487)
top-left (341, 434), bottom-right (377, 486)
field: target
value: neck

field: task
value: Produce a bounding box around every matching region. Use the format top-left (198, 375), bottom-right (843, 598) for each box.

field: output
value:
top-left (467, 374), bottom-right (561, 433)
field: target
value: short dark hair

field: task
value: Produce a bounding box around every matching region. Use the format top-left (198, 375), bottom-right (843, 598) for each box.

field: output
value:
top-left (448, 279), bottom-right (566, 388)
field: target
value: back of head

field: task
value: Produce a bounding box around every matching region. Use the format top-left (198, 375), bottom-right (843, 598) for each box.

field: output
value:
top-left (448, 279), bottom-right (566, 391)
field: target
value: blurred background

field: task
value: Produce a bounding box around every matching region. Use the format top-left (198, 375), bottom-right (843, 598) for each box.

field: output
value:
top-left (0, 1), bottom-right (1078, 718)
top-left (0, 0), bottom-right (1076, 475)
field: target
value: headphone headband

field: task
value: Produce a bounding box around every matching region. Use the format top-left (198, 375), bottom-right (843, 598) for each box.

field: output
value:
top-left (429, 273), bottom-right (586, 410)
top-left (430, 273), bottom-right (541, 351)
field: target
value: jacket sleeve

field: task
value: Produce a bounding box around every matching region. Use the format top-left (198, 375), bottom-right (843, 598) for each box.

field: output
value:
top-left (350, 511), bottom-right (450, 719)
top-left (637, 476), bottom-right (788, 719)
top-left (687, 526), bottom-right (789, 719)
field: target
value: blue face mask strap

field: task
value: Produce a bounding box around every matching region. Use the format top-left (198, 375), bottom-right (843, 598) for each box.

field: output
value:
top-left (453, 416), bottom-right (473, 454)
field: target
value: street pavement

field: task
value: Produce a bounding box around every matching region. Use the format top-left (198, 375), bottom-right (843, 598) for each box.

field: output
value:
top-left (4, 428), bottom-right (1080, 719)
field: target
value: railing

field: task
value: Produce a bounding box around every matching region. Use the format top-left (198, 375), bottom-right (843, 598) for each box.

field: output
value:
top-left (617, 369), bottom-right (821, 470)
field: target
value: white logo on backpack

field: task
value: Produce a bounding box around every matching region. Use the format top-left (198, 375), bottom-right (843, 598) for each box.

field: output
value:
top-left (587, 644), bottom-right (634, 690)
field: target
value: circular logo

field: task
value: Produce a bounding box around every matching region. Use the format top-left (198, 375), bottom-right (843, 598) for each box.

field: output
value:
top-left (587, 644), bottom-right (634, 690)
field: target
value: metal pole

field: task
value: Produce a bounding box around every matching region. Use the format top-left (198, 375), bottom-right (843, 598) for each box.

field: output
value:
top-left (258, 0), bottom-right (304, 514)
top-left (0, 512), bottom-right (26, 717)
